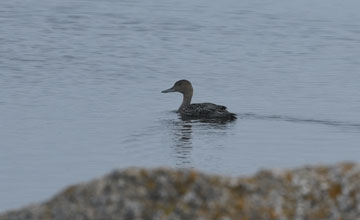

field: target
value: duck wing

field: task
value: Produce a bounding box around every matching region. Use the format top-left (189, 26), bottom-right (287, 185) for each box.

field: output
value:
top-left (200, 103), bottom-right (227, 111)
top-left (181, 103), bottom-right (213, 117)
top-left (181, 103), bottom-right (236, 120)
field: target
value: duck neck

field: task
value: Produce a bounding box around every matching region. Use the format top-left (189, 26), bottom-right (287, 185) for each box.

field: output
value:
top-left (179, 91), bottom-right (192, 110)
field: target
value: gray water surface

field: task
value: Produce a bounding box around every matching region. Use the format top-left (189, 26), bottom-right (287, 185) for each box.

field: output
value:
top-left (1, 0), bottom-right (360, 212)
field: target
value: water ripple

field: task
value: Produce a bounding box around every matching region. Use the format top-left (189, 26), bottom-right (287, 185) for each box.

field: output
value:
top-left (239, 113), bottom-right (360, 130)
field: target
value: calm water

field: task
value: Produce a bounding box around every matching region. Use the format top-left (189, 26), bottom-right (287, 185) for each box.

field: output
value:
top-left (1, 0), bottom-right (360, 212)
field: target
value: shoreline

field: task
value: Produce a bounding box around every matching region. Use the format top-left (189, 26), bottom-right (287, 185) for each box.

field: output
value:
top-left (1, 162), bottom-right (359, 220)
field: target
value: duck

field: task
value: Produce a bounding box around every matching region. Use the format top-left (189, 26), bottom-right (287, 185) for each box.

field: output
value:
top-left (162, 80), bottom-right (237, 120)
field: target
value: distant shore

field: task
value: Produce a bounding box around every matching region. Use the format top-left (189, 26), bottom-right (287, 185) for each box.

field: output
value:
top-left (1, 162), bottom-right (359, 220)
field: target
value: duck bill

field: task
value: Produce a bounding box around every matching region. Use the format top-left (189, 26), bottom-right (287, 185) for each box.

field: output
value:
top-left (161, 87), bottom-right (176, 93)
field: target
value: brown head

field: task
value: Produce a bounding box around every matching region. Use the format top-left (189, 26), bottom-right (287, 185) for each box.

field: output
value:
top-left (162, 80), bottom-right (193, 96)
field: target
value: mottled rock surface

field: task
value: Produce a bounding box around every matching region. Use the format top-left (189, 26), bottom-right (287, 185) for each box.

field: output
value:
top-left (1, 163), bottom-right (360, 220)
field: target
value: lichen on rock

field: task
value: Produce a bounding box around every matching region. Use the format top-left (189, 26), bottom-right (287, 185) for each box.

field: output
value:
top-left (1, 163), bottom-right (360, 220)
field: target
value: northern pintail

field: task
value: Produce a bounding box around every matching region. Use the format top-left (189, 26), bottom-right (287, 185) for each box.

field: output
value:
top-left (162, 80), bottom-right (236, 120)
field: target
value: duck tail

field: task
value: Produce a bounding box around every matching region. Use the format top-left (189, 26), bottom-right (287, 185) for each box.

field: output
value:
top-left (230, 113), bottom-right (237, 120)
top-left (211, 111), bottom-right (237, 120)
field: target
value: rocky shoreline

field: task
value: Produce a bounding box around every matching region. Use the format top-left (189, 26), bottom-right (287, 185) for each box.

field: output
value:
top-left (1, 163), bottom-right (360, 220)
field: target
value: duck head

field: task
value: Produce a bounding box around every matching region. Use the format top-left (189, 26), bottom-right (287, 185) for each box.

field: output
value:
top-left (162, 80), bottom-right (193, 95)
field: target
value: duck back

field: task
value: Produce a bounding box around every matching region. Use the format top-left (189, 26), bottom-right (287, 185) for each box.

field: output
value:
top-left (180, 103), bottom-right (236, 120)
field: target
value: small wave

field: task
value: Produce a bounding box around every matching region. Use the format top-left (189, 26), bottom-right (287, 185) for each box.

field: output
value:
top-left (238, 113), bottom-right (360, 130)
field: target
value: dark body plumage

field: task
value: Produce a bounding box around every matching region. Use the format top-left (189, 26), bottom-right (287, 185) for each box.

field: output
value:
top-left (179, 103), bottom-right (236, 120)
top-left (162, 80), bottom-right (236, 120)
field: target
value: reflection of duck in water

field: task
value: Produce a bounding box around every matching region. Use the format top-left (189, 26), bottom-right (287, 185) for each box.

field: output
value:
top-left (162, 80), bottom-right (237, 120)
top-left (174, 122), bottom-right (193, 167)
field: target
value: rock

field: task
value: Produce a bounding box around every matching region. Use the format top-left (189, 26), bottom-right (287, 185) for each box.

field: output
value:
top-left (1, 163), bottom-right (360, 220)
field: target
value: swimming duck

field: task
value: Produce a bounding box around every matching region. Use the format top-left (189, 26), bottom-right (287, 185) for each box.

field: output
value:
top-left (162, 80), bottom-right (237, 120)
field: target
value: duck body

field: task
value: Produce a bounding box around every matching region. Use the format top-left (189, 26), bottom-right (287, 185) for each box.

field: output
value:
top-left (162, 80), bottom-right (237, 120)
top-left (179, 103), bottom-right (236, 120)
